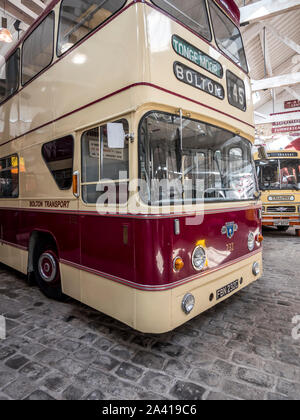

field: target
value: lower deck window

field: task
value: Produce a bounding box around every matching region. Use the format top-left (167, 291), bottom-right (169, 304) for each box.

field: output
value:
top-left (42, 136), bottom-right (74, 190)
top-left (0, 155), bottom-right (19, 198)
top-left (81, 119), bottom-right (129, 204)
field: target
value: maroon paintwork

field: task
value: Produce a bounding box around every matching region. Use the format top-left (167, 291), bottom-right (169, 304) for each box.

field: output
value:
top-left (0, 205), bottom-right (261, 290)
top-left (214, 0), bottom-right (241, 26)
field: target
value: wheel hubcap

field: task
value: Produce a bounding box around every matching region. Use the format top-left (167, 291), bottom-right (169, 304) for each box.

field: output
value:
top-left (38, 252), bottom-right (57, 283)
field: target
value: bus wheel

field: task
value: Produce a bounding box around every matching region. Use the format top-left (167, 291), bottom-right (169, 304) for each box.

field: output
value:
top-left (277, 226), bottom-right (289, 232)
top-left (34, 244), bottom-right (65, 301)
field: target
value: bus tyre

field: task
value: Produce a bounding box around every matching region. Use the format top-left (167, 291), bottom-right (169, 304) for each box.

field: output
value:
top-left (34, 244), bottom-right (65, 301)
top-left (277, 226), bottom-right (289, 232)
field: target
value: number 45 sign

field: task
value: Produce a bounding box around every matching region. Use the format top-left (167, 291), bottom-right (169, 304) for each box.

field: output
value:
top-left (227, 70), bottom-right (246, 112)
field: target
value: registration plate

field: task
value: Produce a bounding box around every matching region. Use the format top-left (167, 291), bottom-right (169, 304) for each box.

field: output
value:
top-left (274, 220), bottom-right (290, 226)
top-left (216, 280), bottom-right (239, 300)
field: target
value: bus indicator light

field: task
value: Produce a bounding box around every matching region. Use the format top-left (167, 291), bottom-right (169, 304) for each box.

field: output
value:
top-left (72, 171), bottom-right (80, 198)
top-left (257, 234), bottom-right (264, 244)
top-left (173, 257), bottom-right (184, 272)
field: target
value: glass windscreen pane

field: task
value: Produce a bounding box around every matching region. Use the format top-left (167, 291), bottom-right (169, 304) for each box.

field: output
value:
top-left (139, 112), bottom-right (257, 205)
top-left (209, 1), bottom-right (247, 72)
top-left (0, 50), bottom-right (19, 103)
top-left (57, 0), bottom-right (127, 55)
top-left (22, 13), bottom-right (54, 84)
top-left (151, 0), bottom-right (211, 40)
top-left (256, 159), bottom-right (300, 190)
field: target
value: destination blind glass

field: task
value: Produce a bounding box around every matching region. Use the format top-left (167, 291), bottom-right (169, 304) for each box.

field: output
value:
top-left (172, 35), bottom-right (223, 78)
top-left (268, 152), bottom-right (298, 158)
top-left (173, 62), bottom-right (224, 100)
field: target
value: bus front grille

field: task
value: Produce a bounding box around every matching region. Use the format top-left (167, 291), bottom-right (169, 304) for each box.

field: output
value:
top-left (267, 206), bottom-right (296, 213)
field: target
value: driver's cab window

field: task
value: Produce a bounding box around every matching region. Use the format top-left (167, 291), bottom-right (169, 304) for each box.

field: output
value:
top-left (280, 161), bottom-right (297, 186)
top-left (81, 119), bottom-right (129, 204)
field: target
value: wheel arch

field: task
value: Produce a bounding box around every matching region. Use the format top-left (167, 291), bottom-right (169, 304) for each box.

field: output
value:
top-left (27, 229), bottom-right (60, 276)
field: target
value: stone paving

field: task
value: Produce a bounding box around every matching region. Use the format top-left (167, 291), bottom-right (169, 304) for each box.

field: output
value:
top-left (0, 228), bottom-right (300, 400)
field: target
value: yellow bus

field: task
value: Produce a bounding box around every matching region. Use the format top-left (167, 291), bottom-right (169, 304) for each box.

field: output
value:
top-left (255, 150), bottom-right (300, 232)
top-left (0, 0), bottom-right (262, 333)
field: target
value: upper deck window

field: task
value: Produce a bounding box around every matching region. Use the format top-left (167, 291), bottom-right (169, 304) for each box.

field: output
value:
top-left (151, 0), bottom-right (211, 41)
top-left (22, 12), bottom-right (55, 85)
top-left (209, 1), bottom-right (248, 73)
top-left (0, 49), bottom-right (19, 104)
top-left (57, 0), bottom-right (127, 56)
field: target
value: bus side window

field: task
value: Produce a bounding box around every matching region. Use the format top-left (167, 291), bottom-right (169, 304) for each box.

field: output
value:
top-left (0, 49), bottom-right (20, 104)
top-left (42, 136), bottom-right (74, 190)
top-left (81, 119), bottom-right (129, 204)
top-left (0, 155), bottom-right (19, 198)
top-left (57, 0), bottom-right (127, 55)
top-left (22, 12), bottom-right (54, 85)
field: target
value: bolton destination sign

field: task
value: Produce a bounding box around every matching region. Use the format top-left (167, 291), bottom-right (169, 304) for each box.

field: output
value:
top-left (173, 62), bottom-right (224, 100)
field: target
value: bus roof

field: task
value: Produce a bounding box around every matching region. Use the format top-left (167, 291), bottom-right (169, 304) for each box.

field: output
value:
top-left (4, 0), bottom-right (241, 62)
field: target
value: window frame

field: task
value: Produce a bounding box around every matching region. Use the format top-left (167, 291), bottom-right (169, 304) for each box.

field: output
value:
top-left (0, 154), bottom-right (19, 199)
top-left (0, 48), bottom-right (20, 106)
top-left (208, 0), bottom-right (249, 74)
top-left (56, 0), bottom-right (128, 58)
top-left (138, 110), bottom-right (257, 206)
top-left (21, 11), bottom-right (55, 86)
top-left (41, 135), bottom-right (75, 191)
top-left (150, 0), bottom-right (212, 43)
top-left (80, 118), bottom-right (130, 205)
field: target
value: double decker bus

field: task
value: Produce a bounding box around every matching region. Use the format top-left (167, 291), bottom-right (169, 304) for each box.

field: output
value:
top-left (0, 0), bottom-right (262, 333)
top-left (255, 150), bottom-right (300, 232)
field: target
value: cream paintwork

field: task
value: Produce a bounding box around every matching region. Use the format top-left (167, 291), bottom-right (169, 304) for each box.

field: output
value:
top-left (0, 242), bottom-right (27, 274)
top-left (254, 151), bottom-right (300, 227)
top-left (1, 1), bottom-right (254, 147)
top-left (0, 0), bottom-right (258, 332)
top-left (60, 251), bottom-right (262, 334)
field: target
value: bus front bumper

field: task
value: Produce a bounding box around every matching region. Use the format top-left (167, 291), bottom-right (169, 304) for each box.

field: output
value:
top-left (262, 215), bottom-right (300, 227)
top-left (61, 251), bottom-right (262, 334)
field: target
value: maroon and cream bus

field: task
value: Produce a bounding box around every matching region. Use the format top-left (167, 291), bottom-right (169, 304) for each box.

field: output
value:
top-left (0, 0), bottom-right (263, 333)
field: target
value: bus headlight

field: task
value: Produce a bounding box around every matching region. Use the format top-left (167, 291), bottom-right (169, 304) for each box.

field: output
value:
top-left (182, 293), bottom-right (195, 315)
top-left (192, 246), bottom-right (206, 271)
top-left (248, 232), bottom-right (255, 252)
top-left (252, 262), bottom-right (260, 276)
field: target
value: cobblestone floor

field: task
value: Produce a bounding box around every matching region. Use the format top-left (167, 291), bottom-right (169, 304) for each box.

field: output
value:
top-left (0, 228), bottom-right (300, 400)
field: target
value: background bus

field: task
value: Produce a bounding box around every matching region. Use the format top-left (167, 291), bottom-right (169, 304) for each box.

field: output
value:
top-left (0, 0), bottom-right (262, 333)
top-left (255, 150), bottom-right (300, 232)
